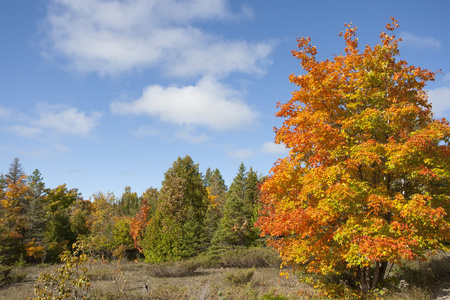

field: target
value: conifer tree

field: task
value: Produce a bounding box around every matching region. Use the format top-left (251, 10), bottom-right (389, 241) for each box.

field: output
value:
top-left (203, 168), bottom-right (227, 249)
top-left (5, 157), bottom-right (25, 184)
top-left (212, 164), bottom-right (259, 247)
top-left (143, 156), bottom-right (207, 262)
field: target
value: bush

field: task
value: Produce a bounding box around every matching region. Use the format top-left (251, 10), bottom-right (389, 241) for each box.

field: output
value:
top-left (147, 260), bottom-right (199, 278)
top-left (225, 268), bottom-right (255, 286)
top-left (390, 251), bottom-right (450, 288)
top-left (204, 246), bottom-right (281, 268)
top-left (220, 247), bottom-right (281, 268)
top-left (0, 264), bottom-right (12, 287)
top-left (146, 284), bottom-right (189, 300)
top-left (31, 241), bottom-right (91, 299)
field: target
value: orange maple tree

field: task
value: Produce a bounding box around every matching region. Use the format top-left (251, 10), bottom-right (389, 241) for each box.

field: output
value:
top-left (130, 198), bottom-right (151, 254)
top-left (256, 18), bottom-right (450, 295)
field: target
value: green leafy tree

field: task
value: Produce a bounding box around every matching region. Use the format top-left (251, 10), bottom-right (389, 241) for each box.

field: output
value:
top-left (86, 192), bottom-right (117, 259)
top-left (143, 155), bottom-right (208, 262)
top-left (117, 186), bottom-right (141, 216)
top-left (43, 185), bottom-right (80, 261)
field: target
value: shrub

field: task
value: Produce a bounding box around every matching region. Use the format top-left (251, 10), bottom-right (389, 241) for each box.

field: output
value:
top-left (146, 284), bottom-right (189, 300)
top-left (147, 260), bottom-right (199, 278)
top-left (225, 268), bottom-right (255, 286)
top-left (220, 247), bottom-right (281, 268)
top-left (0, 264), bottom-right (12, 287)
top-left (30, 241), bottom-right (91, 300)
top-left (390, 251), bottom-right (450, 288)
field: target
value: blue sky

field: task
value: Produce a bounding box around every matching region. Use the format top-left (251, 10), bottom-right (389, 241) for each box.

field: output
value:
top-left (1, 0), bottom-right (450, 198)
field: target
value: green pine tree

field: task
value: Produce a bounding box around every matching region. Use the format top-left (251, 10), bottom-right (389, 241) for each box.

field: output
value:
top-left (142, 156), bottom-right (208, 262)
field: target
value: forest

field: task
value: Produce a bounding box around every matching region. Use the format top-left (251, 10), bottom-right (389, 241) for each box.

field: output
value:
top-left (0, 155), bottom-right (263, 266)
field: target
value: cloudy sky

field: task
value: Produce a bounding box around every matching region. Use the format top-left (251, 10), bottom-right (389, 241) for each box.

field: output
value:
top-left (1, 0), bottom-right (449, 198)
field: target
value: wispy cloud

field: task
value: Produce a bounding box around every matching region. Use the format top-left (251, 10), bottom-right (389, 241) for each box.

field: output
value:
top-left (111, 77), bottom-right (258, 131)
top-left (261, 141), bottom-right (288, 155)
top-left (45, 0), bottom-right (272, 77)
top-left (227, 148), bottom-right (254, 159)
top-left (33, 103), bottom-right (101, 137)
top-left (0, 106), bottom-right (12, 119)
top-left (400, 32), bottom-right (442, 51)
top-left (428, 87), bottom-right (450, 118)
top-left (3, 103), bottom-right (101, 138)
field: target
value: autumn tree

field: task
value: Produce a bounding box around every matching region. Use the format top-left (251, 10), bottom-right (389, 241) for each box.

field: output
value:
top-left (257, 18), bottom-right (450, 295)
top-left (86, 192), bottom-right (117, 259)
top-left (142, 156), bottom-right (208, 262)
top-left (0, 176), bottom-right (29, 264)
top-left (130, 189), bottom-right (155, 255)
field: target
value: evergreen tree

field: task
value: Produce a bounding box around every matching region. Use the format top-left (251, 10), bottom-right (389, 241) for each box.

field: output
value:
top-left (228, 162), bottom-right (246, 200)
top-left (203, 168), bottom-right (227, 248)
top-left (117, 186), bottom-right (141, 216)
top-left (143, 156), bottom-right (208, 262)
top-left (212, 164), bottom-right (260, 247)
top-left (25, 169), bottom-right (47, 248)
top-left (5, 157), bottom-right (25, 184)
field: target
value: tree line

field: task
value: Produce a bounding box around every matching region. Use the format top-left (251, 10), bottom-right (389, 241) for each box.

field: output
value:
top-left (0, 156), bottom-right (264, 266)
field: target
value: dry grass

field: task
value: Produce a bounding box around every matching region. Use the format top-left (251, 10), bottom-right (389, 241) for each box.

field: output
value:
top-left (2, 251), bottom-right (449, 299)
top-left (0, 260), bottom-right (310, 300)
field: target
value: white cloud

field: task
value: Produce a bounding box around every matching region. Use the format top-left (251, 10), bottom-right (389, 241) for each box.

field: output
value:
top-left (111, 77), bottom-right (258, 130)
top-left (0, 106), bottom-right (11, 119)
top-left (133, 126), bottom-right (160, 138)
top-left (174, 128), bottom-right (209, 143)
top-left (3, 103), bottom-right (101, 138)
top-left (10, 125), bottom-right (43, 137)
top-left (428, 87), bottom-right (450, 119)
top-left (400, 32), bottom-right (442, 50)
top-left (45, 0), bottom-right (272, 77)
top-left (33, 103), bottom-right (101, 137)
top-left (227, 148), bottom-right (254, 159)
top-left (261, 141), bottom-right (288, 155)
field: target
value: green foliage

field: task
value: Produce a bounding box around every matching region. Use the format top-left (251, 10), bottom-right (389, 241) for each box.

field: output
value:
top-left (213, 163), bottom-right (261, 248)
top-left (143, 155), bottom-right (208, 262)
top-left (31, 241), bottom-right (91, 300)
top-left (87, 192), bottom-right (117, 259)
top-left (260, 291), bottom-right (291, 300)
top-left (117, 186), bottom-right (141, 216)
top-left (0, 264), bottom-right (12, 287)
top-left (111, 217), bottom-right (134, 251)
top-left (44, 184), bottom-right (78, 214)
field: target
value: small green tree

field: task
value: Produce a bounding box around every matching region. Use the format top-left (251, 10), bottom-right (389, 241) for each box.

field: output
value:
top-left (212, 164), bottom-right (260, 247)
top-left (143, 156), bottom-right (208, 262)
top-left (31, 241), bottom-right (91, 300)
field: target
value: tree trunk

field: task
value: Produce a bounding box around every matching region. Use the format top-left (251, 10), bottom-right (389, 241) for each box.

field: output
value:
top-left (360, 261), bottom-right (389, 295)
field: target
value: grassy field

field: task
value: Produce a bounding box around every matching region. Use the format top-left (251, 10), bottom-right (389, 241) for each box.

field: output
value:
top-left (0, 262), bottom-right (312, 299)
top-left (1, 250), bottom-right (449, 299)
